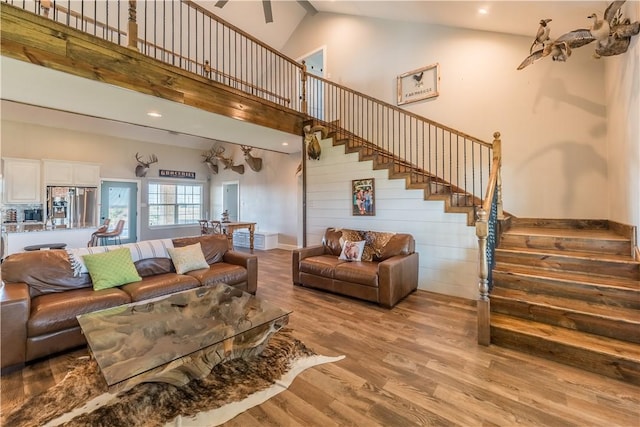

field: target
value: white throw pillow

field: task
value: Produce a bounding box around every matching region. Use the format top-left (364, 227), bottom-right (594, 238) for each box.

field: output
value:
top-left (168, 243), bottom-right (209, 274)
top-left (338, 240), bottom-right (365, 262)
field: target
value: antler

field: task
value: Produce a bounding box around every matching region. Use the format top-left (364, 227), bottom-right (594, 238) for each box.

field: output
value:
top-left (135, 152), bottom-right (158, 167)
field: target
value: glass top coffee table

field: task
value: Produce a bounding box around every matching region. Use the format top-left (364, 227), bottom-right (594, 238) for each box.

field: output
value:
top-left (77, 284), bottom-right (290, 392)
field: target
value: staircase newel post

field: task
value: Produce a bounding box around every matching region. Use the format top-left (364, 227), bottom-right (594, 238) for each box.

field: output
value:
top-left (476, 207), bottom-right (491, 346)
top-left (128, 1), bottom-right (139, 51)
top-left (301, 60), bottom-right (308, 115)
top-left (493, 131), bottom-right (504, 220)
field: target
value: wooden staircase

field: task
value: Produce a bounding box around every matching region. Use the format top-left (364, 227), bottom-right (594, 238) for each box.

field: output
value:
top-left (490, 218), bottom-right (640, 384)
top-left (317, 124), bottom-right (479, 225)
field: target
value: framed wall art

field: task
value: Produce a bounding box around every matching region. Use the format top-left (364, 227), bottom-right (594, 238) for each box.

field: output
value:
top-left (352, 178), bottom-right (375, 216)
top-left (397, 63), bottom-right (440, 105)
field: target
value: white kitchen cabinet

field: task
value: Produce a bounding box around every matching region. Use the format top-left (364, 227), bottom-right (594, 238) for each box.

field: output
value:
top-left (43, 160), bottom-right (100, 186)
top-left (3, 158), bottom-right (41, 204)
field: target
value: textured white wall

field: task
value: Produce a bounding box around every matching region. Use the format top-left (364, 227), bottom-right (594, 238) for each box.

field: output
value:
top-left (209, 144), bottom-right (302, 246)
top-left (283, 12), bottom-right (610, 220)
top-left (306, 137), bottom-right (478, 300)
top-left (605, 1), bottom-right (640, 232)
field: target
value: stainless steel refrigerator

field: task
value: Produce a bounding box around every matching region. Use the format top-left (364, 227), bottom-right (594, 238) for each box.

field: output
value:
top-left (46, 186), bottom-right (98, 228)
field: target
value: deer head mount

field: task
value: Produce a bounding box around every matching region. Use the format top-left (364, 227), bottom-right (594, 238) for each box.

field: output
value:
top-left (240, 145), bottom-right (263, 172)
top-left (201, 147), bottom-right (219, 174)
top-left (204, 144), bottom-right (244, 175)
top-left (135, 152), bottom-right (158, 177)
top-left (303, 124), bottom-right (328, 161)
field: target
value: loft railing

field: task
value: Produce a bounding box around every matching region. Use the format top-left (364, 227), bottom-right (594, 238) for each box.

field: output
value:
top-left (7, 0), bottom-right (504, 336)
top-left (11, 0), bottom-right (302, 109)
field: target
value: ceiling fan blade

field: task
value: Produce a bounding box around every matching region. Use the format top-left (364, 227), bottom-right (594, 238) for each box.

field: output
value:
top-left (214, 0), bottom-right (229, 8)
top-left (296, 0), bottom-right (317, 15)
top-left (262, 0), bottom-right (273, 23)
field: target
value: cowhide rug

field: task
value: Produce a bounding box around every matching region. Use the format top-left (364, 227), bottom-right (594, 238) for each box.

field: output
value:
top-left (3, 329), bottom-right (344, 427)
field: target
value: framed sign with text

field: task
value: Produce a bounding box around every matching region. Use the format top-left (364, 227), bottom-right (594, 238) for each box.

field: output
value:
top-left (397, 63), bottom-right (440, 105)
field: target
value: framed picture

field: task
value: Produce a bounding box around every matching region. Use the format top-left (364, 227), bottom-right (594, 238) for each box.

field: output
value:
top-left (352, 178), bottom-right (375, 216)
top-left (397, 63), bottom-right (440, 105)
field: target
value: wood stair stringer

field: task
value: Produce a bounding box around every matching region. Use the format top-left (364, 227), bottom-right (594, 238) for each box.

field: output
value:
top-left (324, 126), bottom-right (478, 225)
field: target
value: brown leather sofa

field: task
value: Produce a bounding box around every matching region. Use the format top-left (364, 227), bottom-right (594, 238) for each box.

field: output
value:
top-left (0, 234), bottom-right (257, 372)
top-left (292, 227), bottom-right (419, 308)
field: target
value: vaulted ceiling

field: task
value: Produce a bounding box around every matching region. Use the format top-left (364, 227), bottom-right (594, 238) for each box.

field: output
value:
top-left (2, 1), bottom-right (609, 154)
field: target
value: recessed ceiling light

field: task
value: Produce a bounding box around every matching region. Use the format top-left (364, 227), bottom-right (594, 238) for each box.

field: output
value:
top-left (147, 111), bottom-right (162, 118)
top-left (282, 142), bottom-right (289, 146)
top-left (478, 8), bottom-right (488, 15)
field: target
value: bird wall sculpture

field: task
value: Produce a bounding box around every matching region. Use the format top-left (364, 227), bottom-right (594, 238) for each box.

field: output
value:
top-left (530, 19), bottom-right (552, 53)
top-left (517, 0), bottom-right (639, 70)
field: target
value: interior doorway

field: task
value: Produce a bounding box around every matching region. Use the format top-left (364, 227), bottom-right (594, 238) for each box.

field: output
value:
top-left (100, 180), bottom-right (138, 244)
top-left (299, 46), bottom-right (326, 121)
top-left (222, 181), bottom-right (239, 222)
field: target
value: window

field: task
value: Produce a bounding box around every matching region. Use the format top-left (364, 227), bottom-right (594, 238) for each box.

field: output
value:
top-left (148, 182), bottom-right (202, 226)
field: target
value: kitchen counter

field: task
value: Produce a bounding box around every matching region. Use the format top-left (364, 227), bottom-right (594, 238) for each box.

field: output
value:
top-left (2, 226), bottom-right (97, 259)
top-left (2, 223), bottom-right (98, 233)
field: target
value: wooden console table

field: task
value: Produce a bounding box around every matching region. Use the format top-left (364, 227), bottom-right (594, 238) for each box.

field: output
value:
top-left (221, 221), bottom-right (256, 251)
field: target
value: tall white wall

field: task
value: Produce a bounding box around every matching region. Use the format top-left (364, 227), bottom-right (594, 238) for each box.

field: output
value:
top-left (307, 137), bottom-right (478, 299)
top-left (284, 12), bottom-right (610, 220)
top-left (605, 1), bottom-right (640, 233)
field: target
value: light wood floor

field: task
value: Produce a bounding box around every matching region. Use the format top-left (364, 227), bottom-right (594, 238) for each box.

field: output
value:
top-left (2, 248), bottom-right (639, 426)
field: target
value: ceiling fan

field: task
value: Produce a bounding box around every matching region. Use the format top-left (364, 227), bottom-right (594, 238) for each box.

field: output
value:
top-left (214, 0), bottom-right (317, 24)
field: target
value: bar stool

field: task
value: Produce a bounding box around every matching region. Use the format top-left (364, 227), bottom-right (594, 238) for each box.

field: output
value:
top-left (95, 219), bottom-right (125, 245)
top-left (88, 219), bottom-right (110, 247)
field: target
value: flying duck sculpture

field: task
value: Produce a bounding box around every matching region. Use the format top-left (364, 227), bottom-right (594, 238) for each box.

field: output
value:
top-left (517, 0), bottom-right (639, 70)
top-left (530, 19), bottom-right (552, 53)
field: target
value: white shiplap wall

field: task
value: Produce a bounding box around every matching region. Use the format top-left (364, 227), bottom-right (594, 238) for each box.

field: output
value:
top-left (306, 137), bottom-right (479, 300)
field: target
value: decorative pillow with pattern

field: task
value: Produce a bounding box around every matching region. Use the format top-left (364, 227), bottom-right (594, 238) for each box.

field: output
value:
top-left (363, 231), bottom-right (396, 261)
top-left (167, 242), bottom-right (209, 274)
top-left (338, 240), bottom-right (366, 262)
top-left (82, 248), bottom-right (142, 291)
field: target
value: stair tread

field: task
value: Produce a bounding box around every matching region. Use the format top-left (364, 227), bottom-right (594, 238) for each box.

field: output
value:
top-left (504, 227), bottom-right (629, 241)
top-left (491, 287), bottom-right (640, 322)
top-left (493, 264), bottom-right (640, 290)
top-left (496, 246), bottom-right (639, 263)
top-left (491, 313), bottom-right (640, 360)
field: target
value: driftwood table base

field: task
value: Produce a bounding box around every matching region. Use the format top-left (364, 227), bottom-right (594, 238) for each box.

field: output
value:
top-left (77, 284), bottom-right (291, 393)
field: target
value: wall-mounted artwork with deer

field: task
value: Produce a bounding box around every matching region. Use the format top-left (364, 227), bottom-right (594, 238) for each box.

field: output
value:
top-left (240, 145), bottom-right (263, 172)
top-left (202, 144), bottom-right (244, 175)
top-left (135, 153), bottom-right (158, 177)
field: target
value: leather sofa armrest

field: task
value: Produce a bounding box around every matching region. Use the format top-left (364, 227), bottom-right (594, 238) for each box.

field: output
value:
top-left (377, 252), bottom-right (419, 308)
top-left (223, 251), bottom-right (258, 294)
top-left (1, 282), bottom-right (30, 369)
top-left (292, 245), bottom-right (325, 284)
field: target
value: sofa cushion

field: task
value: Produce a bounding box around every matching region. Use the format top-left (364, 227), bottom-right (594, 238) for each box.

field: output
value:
top-left (28, 287), bottom-right (131, 336)
top-left (173, 234), bottom-right (229, 264)
top-left (167, 243), bottom-right (209, 274)
top-left (299, 255), bottom-right (346, 278)
top-left (120, 273), bottom-right (200, 302)
top-left (83, 248), bottom-right (143, 290)
top-left (377, 233), bottom-right (414, 260)
top-left (334, 261), bottom-right (379, 287)
top-left (1, 250), bottom-right (91, 297)
top-left (185, 263), bottom-right (248, 287)
top-left (363, 231), bottom-right (396, 261)
top-left (338, 240), bottom-right (365, 261)
top-left (323, 228), bottom-right (345, 256)
top-left (135, 258), bottom-right (174, 277)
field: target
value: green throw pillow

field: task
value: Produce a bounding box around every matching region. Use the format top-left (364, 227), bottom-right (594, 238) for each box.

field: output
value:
top-left (168, 243), bottom-right (210, 274)
top-left (83, 248), bottom-right (142, 291)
